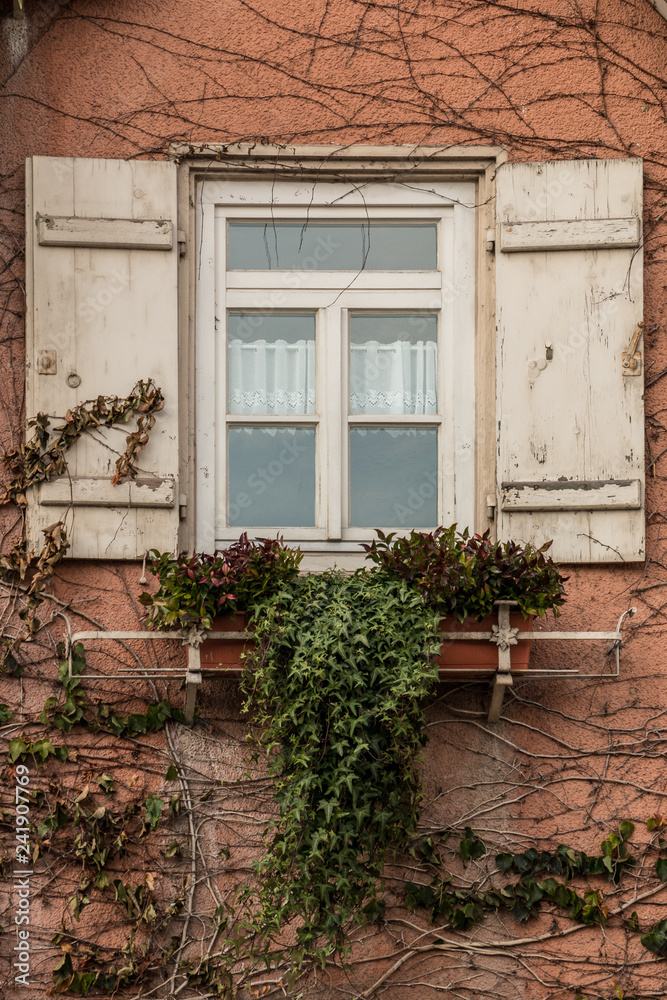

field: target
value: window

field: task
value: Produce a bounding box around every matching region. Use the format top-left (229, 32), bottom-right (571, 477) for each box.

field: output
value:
top-left (26, 151), bottom-right (645, 563)
top-left (195, 176), bottom-right (477, 552)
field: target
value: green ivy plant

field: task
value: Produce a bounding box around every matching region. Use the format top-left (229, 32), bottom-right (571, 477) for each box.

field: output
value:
top-left (406, 819), bottom-right (667, 959)
top-left (363, 526), bottom-right (567, 620)
top-left (238, 570), bottom-right (442, 969)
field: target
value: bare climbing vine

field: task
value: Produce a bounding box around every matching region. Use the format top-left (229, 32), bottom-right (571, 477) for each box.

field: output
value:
top-left (0, 380), bottom-right (164, 663)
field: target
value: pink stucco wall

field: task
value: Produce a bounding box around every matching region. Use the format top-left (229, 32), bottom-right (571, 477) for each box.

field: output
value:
top-left (2, 2), bottom-right (667, 998)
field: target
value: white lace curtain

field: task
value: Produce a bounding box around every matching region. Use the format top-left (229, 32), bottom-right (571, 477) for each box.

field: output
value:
top-left (229, 338), bottom-right (437, 415)
top-left (228, 339), bottom-right (316, 414)
top-left (350, 340), bottom-right (438, 414)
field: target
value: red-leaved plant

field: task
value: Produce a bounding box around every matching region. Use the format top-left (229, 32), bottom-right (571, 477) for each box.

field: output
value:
top-left (362, 526), bottom-right (567, 621)
top-left (139, 533), bottom-right (302, 630)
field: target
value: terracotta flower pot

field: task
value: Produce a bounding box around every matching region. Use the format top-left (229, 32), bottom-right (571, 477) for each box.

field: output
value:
top-left (436, 612), bottom-right (533, 676)
top-left (200, 612), bottom-right (254, 672)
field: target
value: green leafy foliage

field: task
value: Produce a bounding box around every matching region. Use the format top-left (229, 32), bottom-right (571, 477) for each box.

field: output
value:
top-left (496, 825), bottom-right (635, 885)
top-left (112, 879), bottom-right (157, 924)
top-left (180, 958), bottom-right (233, 996)
top-left (363, 526), bottom-right (567, 620)
top-left (405, 876), bottom-right (501, 930)
top-left (240, 570), bottom-right (441, 967)
top-left (95, 699), bottom-right (184, 737)
top-left (141, 793), bottom-right (164, 836)
top-left (407, 870), bottom-right (608, 929)
top-left (139, 533), bottom-right (302, 629)
top-left (0, 703), bottom-right (13, 723)
top-left (459, 827), bottom-right (487, 862)
top-left (9, 735), bottom-right (69, 764)
top-left (34, 643), bottom-right (184, 741)
top-left (1, 649), bottom-right (25, 676)
top-left (39, 642), bottom-right (87, 732)
top-left (642, 918), bottom-right (667, 956)
top-left (52, 942), bottom-right (143, 995)
top-left (407, 827), bottom-right (640, 933)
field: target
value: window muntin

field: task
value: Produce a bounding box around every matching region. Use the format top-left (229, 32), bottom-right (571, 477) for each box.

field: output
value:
top-left (196, 176), bottom-right (476, 551)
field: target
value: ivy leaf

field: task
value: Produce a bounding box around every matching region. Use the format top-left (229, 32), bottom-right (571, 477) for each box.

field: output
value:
top-left (460, 827), bottom-right (486, 862)
top-left (619, 820), bottom-right (635, 842)
top-left (53, 951), bottom-right (74, 987)
top-left (97, 774), bottom-right (115, 794)
top-left (142, 793), bottom-right (164, 835)
top-left (67, 971), bottom-right (97, 995)
top-left (3, 652), bottom-right (25, 677)
top-left (8, 737), bottom-right (27, 762)
top-left (641, 919), bottom-right (667, 955)
top-left (656, 857), bottom-right (667, 883)
top-left (165, 763), bottom-right (178, 781)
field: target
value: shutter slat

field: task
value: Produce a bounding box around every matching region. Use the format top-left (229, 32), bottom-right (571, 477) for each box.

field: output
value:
top-left (38, 216), bottom-right (173, 250)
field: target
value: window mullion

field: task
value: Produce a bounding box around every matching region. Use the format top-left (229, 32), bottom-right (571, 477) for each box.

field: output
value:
top-left (196, 201), bottom-right (218, 551)
top-left (325, 305), bottom-right (343, 539)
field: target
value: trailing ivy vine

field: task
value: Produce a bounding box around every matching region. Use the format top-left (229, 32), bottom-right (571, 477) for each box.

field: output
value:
top-left (0, 379), bottom-right (164, 666)
top-left (239, 570), bottom-right (442, 968)
top-left (405, 823), bottom-right (637, 931)
top-left (2, 642), bottom-right (189, 996)
top-left (1, 378), bottom-right (164, 506)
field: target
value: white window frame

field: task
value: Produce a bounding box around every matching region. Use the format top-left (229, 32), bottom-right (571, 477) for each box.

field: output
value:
top-left (178, 145), bottom-right (503, 565)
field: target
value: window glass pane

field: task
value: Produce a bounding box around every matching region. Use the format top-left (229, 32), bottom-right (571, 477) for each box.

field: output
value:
top-left (228, 426), bottom-right (316, 526)
top-left (350, 313), bottom-right (438, 415)
top-left (349, 427), bottom-right (437, 527)
top-left (228, 221), bottom-right (437, 271)
top-left (228, 312), bottom-right (316, 414)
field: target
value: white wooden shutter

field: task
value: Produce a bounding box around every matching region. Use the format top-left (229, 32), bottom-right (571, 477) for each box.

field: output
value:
top-left (496, 158), bottom-right (644, 562)
top-left (25, 157), bottom-right (179, 559)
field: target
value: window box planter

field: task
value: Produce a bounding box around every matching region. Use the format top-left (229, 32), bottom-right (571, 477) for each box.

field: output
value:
top-left (200, 609), bottom-right (533, 676)
top-left (200, 613), bottom-right (254, 672)
top-left (436, 611), bottom-right (533, 676)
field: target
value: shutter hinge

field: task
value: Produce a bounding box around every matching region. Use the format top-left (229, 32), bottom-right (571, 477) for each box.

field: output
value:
top-left (179, 493), bottom-right (188, 520)
top-left (177, 230), bottom-right (187, 257)
top-left (622, 322), bottom-right (643, 376)
top-left (486, 494), bottom-right (497, 520)
top-left (486, 228), bottom-right (496, 253)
